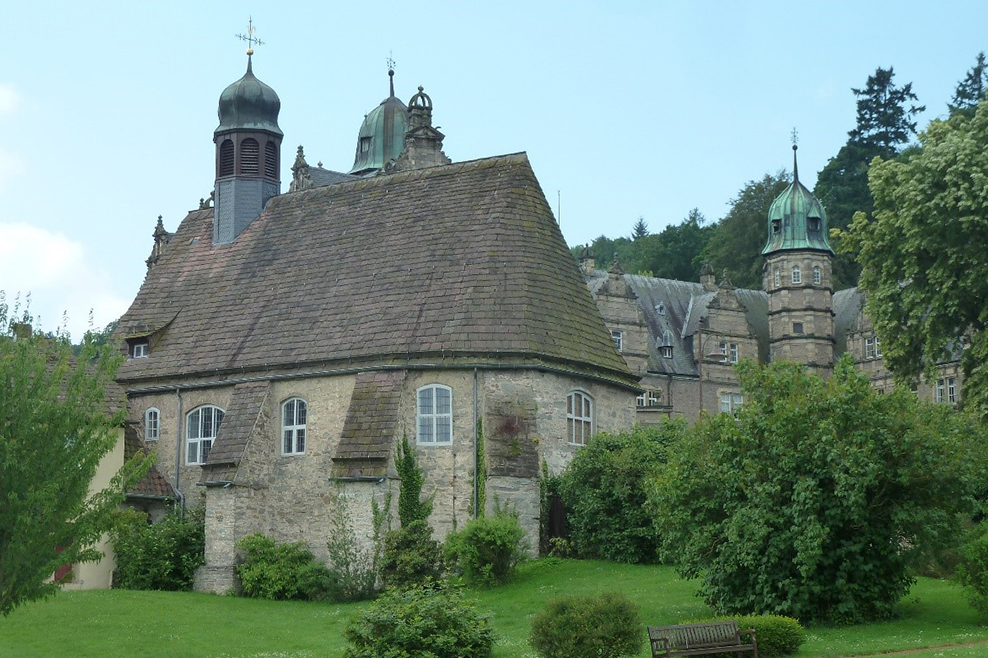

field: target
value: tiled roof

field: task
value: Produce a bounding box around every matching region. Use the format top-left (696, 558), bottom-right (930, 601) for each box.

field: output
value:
top-left (332, 370), bottom-right (406, 478)
top-left (309, 167), bottom-right (357, 187)
top-left (123, 423), bottom-right (175, 499)
top-left (201, 381), bottom-right (270, 479)
top-left (117, 153), bottom-right (632, 386)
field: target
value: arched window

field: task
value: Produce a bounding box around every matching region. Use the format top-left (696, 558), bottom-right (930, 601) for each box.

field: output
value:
top-left (791, 265), bottom-right (801, 284)
top-left (219, 139), bottom-right (234, 177)
top-left (239, 138), bottom-right (260, 175)
top-left (282, 398), bottom-right (307, 455)
top-left (813, 265), bottom-right (822, 285)
top-left (144, 407), bottom-right (160, 443)
top-left (186, 405), bottom-right (225, 465)
top-left (567, 391), bottom-right (593, 445)
top-left (264, 141), bottom-right (278, 179)
top-left (773, 269), bottom-right (781, 287)
top-left (417, 385), bottom-right (452, 445)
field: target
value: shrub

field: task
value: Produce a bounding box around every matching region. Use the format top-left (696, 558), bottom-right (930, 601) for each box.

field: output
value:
top-left (957, 522), bottom-right (988, 615)
top-left (557, 422), bottom-right (685, 563)
top-left (344, 580), bottom-right (495, 658)
top-left (395, 435), bottom-right (432, 525)
top-left (111, 506), bottom-right (205, 591)
top-left (446, 507), bottom-right (526, 586)
top-left (651, 358), bottom-right (988, 623)
top-left (325, 485), bottom-right (390, 601)
top-left (529, 591), bottom-right (643, 658)
top-left (683, 615), bottom-right (804, 657)
top-left (379, 520), bottom-right (443, 590)
top-left (235, 533), bottom-right (334, 601)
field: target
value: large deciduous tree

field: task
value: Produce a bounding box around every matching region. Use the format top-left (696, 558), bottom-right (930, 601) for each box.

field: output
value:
top-left (704, 172), bottom-right (790, 289)
top-left (650, 358), bottom-right (987, 624)
top-left (0, 295), bottom-right (149, 616)
top-left (842, 100), bottom-right (988, 421)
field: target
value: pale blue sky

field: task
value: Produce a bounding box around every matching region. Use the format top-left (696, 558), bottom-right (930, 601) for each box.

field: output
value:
top-left (1, 1), bottom-right (985, 338)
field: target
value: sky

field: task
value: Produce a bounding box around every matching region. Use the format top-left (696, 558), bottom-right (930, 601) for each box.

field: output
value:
top-left (1, 1), bottom-right (985, 339)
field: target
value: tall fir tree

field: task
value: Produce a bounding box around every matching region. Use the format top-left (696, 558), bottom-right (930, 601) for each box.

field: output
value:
top-left (848, 66), bottom-right (925, 156)
top-left (631, 217), bottom-right (649, 240)
top-left (949, 52), bottom-right (988, 116)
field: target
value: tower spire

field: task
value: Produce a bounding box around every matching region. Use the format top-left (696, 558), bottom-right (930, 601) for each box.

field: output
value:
top-left (236, 16), bottom-right (264, 62)
top-left (791, 127), bottom-right (799, 183)
top-left (387, 53), bottom-right (396, 98)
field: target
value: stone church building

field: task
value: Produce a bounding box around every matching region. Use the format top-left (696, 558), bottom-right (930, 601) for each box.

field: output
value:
top-left (115, 55), bottom-right (638, 592)
top-left (586, 148), bottom-right (964, 423)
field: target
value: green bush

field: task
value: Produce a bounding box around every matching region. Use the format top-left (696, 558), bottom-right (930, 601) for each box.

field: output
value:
top-left (446, 507), bottom-right (526, 586)
top-left (110, 506), bottom-right (204, 591)
top-left (957, 522), bottom-right (988, 615)
top-left (379, 520), bottom-right (443, 590)
top-left (557, 422), bottom-right (685, 563)
top-left (529, 591), bottom-right (643, 658)
top-left (344, 580), bottom-right (495, 658)
top-left (235, 533), bottom-right (335, 601)
top-left (325, 485), bottom-right (390, 602)
top-left (682, 615), bottom-right (804, 657)
top-left (651, 358), bottom-right (988, 623)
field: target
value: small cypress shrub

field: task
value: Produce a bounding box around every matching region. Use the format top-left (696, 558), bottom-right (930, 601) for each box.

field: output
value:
top-left (344, 580), bottom-right (495, 658)
top-left (529, 591), bottom-right (643, 658)
top-left (445, 507), bottom-right (526, 586)
top-left (379, 519), bottom-right (444, 590)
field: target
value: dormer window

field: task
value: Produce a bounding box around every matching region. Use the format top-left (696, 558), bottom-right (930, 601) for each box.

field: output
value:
top-left (360, 137), bottom-right (371, 153)
top-left (659, 330), bottom-right (673, 358)
top-left (771, 219), bottom-right (781, 234)
top-left (808, 216), bottom-right (821, 232)
top-left (656, 302), bottom-right (666, 316)
top-left (130, 341), bottom-right (149, 359)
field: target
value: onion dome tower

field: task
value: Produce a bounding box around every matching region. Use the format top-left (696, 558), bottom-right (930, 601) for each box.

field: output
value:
top-left (213, 46), bottom-right (283, 244)
top-left (762, 144), bottom-right (836, 373)
top-left (349, 66), bottom-right (409, 175)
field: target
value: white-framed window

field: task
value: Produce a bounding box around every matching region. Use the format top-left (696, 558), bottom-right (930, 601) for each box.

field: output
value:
top-left (791, 265), bottom-right (801, 284)
top-left (948, 377), bottom-right (957, 404)
top-left (636, 390), bottom-right (660, 408)
top-left (935, 379), bottom-right (945, 404)
top-left (719, 392), bottom-right (743, 413)
top-left (131, 341), bottom-right (148, 358)
top-left (660, 330), bottom-right (673, 359)
top-left (865, 335), bottom-right (882, 360)
top-left (729, 343), bottom-right (739, 363)
top-left (186, 405), bottom-right (225, 465)
top-left (661, 346), bottom-right (673, 358)
top-left (282, 398), bottom-right (307, 455)
top-left (567, 391), bottom-right (593, 446)
top-left (417, 385), bottom-right (452, 445)
top-left (773, 269), bottom-right (780, 287)
top-left (611, 330), bottom-right (623, 352)
top-left (813, 266), bottom-right (822, 285)
top-left (144, 407), bottom-right (160, 443)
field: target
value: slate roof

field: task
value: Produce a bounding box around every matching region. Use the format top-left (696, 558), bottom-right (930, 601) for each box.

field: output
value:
top-left (201, 381), bottom-right (270, 480)
top-left (117, 153), bottom-right (633, 386)
top-left (332, 370), bottom-right (406, 478)
top-left (309, 166), bottom-right (357, 187)
top-left (591, 271), bottom-right (861, 376)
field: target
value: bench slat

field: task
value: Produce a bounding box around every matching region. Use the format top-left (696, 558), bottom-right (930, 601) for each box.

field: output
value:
top-left (648, 620), bottom-right (757, 658)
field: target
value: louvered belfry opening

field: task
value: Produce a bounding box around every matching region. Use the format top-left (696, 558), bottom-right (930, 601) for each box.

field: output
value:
top-left (219, 139), bottom-right (235, 177)
top-left (264, 141), bottom-right (278, 179)
top-left (239, 138), bottom-right (260, 175)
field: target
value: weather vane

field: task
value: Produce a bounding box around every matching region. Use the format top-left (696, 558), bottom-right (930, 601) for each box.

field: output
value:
top-left (236, 16), bottom-right (264, 56)
top-left (387, 51), bottom-right (396, 72)
top-left (791, 127), bottom-right (799, 148)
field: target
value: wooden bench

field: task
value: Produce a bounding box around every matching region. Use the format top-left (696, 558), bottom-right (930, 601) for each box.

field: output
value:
top-left (648, 620), bottom-right (758, 658)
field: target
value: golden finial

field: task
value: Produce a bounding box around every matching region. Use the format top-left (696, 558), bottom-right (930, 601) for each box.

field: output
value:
top-left (236, 16), bottom-right (264, 56)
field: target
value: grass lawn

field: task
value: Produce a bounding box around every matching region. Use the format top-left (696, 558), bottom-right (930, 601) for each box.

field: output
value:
top-left (1, 559), bottom-right (986, 657)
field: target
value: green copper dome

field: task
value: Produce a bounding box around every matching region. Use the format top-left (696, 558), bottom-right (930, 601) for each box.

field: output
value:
top-left (350, 70), bottom-right (409, 175)
top-left (762, 146), bottom-right (833, 255)
top-left (215, 57), bottom-right (282, 136)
